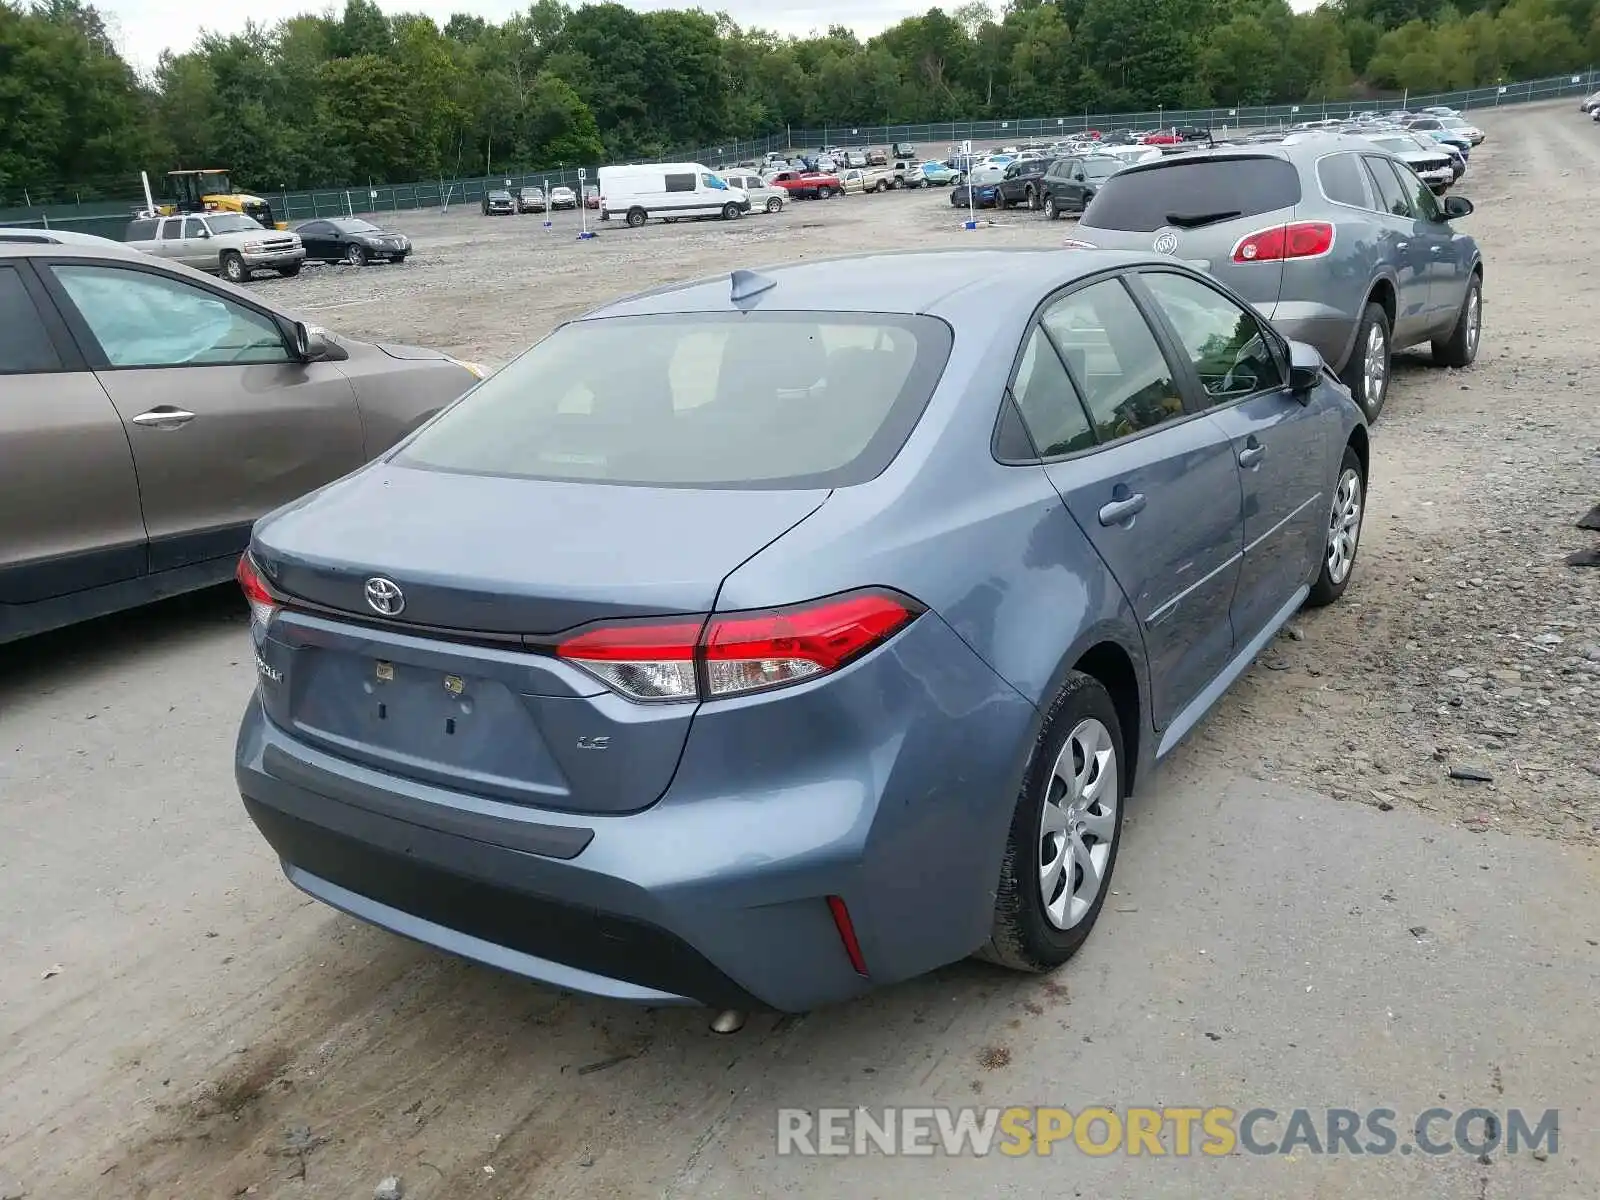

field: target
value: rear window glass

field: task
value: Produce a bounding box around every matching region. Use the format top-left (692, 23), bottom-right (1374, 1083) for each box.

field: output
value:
top-left (1081, 157), bottom-right (1301, 232)
top-left (394, 312), bottom-right (954, 489)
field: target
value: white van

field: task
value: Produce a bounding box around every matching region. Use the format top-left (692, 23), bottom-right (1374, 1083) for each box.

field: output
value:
top-left (597, 163), bottom-right (751, 227)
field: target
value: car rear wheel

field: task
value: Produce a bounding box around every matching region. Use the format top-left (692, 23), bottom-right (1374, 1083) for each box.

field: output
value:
top-left (344, 244), bottom-right (367, 266)
top-left (276, 263), bottom-right (301, 277)
top-left (1307, 446), bottom-right (1366, 607)
top-left (978, 671), bottom-right (1126, 972)
top-left (1431, 273), bottom-right (1481, 368)
top-left (1026, 186), bottom-right (1040, 210)
top-left (765, 197), bottom-right (782, 213)
top-left (817, 185), bottom-right (833, 199)
top-left (220, 252), bottom-right (247, 284)
top-left (1339, 302), bottom-right (1391, 422)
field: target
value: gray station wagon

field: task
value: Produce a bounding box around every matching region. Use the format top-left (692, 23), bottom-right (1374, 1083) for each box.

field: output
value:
top-left (1067, 136), bottom-right (1483, 420)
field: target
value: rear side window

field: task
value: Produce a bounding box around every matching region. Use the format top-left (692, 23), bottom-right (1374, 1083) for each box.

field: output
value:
top-left (1317, 153), bottom-right (1371, 208)
top-left (0, 266), bottom-right (61, 373)
top-left (159, 221), bottom-right (183, 240)
top-left (1363, 157), bottom-right (1413, 217)
top-left (664, 173), bottom-right (695, 193)
top-left (394, 312), bottom-right (954, 489)
top-left (1010, 327), bottom-right (1095, 458)
top-left (126, 218), bottom-right (157, 241)
top-left (1081, 157), bottom-right (1301, 232)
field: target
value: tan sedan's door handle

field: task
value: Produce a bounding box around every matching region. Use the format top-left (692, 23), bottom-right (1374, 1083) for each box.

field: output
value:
top-left (131, 407), bottom-right (196, 429)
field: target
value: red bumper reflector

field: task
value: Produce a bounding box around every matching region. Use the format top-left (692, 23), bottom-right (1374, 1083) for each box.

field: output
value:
top-left (827, 895), bottom-right (869, 977)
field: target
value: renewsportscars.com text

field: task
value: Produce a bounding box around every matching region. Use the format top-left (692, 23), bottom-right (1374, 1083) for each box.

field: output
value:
top-left (776, 1106), bottom-right (1559, 1158)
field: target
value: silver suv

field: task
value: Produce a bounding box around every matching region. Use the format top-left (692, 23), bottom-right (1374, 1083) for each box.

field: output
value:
top-left (1066, 136), bottom-right (1483, 420)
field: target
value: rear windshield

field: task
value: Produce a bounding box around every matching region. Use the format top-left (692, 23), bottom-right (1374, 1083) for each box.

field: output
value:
top-left (1081, 156), bottom-right (1301, 232)
top-left (394, 312), bottom-right (953, 489)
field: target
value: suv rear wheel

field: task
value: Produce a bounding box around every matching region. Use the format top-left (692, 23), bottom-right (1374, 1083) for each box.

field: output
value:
top-left (1339, 302), bottom-right (1391, 422)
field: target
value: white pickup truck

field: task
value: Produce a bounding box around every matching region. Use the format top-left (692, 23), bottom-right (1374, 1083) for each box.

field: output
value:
top-left (123, 212), bottom-right (306, 284)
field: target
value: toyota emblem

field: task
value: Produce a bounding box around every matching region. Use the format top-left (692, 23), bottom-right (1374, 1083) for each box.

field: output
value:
top-left (1152, 230), bottom-right (1180, 255)
top-left (364, 576), bottom-right (405, 617)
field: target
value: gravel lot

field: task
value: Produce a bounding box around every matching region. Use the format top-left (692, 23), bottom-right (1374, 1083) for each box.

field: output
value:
top-left (2, 102), bottom-right (1597, 1199)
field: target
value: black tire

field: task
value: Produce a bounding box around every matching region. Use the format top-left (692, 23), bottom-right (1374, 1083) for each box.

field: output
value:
top-left (817, 185), bottom-right (833, 199)
top-left (722, 202), bottom-right (741, 220)
top-left (276, 263), bottom-right (301, 277)
top-left (625, 208), bottom-right (647, 228)
top-left (220, 252), bottom-right (247, 284)
top-left (1026, 185), bottom-right (1040, 210)
top-left (1431, 272), bottom-right (1482, 369)
top-left (978, 671), bottom-right (1127, 972)
top-left (765, 197), bottom-right (782, 213)
top-left (344, 244), bottom-right (367, 267)
top-left (1306, 445), bottom-right (1366, 608)
top-left (876, 179), bottom-right (890, 193)
top-left (1043, 194), bottom-right (1059, 220)
top-left (1338, 301), bottom-right (1392, 422)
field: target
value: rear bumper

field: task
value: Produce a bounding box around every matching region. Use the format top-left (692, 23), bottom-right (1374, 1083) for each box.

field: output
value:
top-left (1260, 300), bottom-right (1356, 373)
top-left (235, 613), bottom-right (1037, 1012)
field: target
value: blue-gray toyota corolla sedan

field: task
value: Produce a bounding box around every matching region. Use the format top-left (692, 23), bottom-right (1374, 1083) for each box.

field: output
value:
top-left (235, 249), bottom-right (1370, 1013)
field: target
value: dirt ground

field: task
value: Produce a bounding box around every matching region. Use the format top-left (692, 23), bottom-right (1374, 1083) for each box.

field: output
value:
top-left (2, 101), bottom-right (1597, 1199)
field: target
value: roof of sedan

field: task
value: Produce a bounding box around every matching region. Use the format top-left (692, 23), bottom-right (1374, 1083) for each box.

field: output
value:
top-left (586, 248), bottom-right (1172, 320)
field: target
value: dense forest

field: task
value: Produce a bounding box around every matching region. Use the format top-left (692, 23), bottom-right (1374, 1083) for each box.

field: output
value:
top-left (2, 0), bottom-right (1598, 199)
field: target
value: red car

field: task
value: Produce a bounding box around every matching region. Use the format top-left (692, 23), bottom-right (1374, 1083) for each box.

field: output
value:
top-left (768, 170), bottom-right (841, 199)
top-left (1141, 130), bottom-right (1181, 145)
top-left (584, 185), bottom-right (600, 209)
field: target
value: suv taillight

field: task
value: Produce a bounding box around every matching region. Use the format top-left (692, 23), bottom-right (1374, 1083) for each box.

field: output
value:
top-left (236, 554), bottom-right (280, 628)
top-left (554, 589), bottom-right (924, 703)
top-left (1232, 221), bottom-right (1335, 263)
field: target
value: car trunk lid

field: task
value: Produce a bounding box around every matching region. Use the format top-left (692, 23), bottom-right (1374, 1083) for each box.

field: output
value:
top-left (1076, 153), bottom-right (1302, 309)
top-left (250, 465), bottom-right (828, 814)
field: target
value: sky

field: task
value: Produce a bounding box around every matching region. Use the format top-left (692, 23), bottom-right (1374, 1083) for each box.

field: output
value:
top-left (102, 0), bottom-right (1321, 75)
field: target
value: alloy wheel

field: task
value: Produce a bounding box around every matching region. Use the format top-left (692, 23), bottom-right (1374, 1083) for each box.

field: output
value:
top-left (1326, 468), bottom-right (1364, 585)
top-left (1037, 718), bottom-right (1119, 930)
top-left (1362, 322), bottom-right (1388, 414)
top-left (1465, 287), bottom-right (1481, 360)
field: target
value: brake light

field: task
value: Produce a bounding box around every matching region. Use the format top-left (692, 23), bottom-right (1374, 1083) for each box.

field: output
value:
top-left (1232, 221), bottom-right (1334, 263)
top-left (554, 589), bottom-right (923, 703)
top-left (236, 554), bottom-right (279, 627)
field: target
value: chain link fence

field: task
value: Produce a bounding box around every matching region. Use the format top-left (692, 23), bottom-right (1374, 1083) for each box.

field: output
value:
top-left (4, 69), bottom-right (1595, 239)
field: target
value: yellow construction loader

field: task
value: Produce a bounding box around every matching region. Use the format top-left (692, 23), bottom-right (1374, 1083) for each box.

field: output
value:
top-left (159, 169), bottom-right (287, 229)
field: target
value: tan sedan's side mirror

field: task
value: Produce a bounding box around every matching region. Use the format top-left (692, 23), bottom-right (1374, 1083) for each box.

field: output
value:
top-left (293, 321), bottom-right (329, 362)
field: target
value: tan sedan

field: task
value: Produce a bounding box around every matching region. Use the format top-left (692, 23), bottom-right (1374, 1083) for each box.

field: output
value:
top-left (0, 239), bottom-right (486, 643)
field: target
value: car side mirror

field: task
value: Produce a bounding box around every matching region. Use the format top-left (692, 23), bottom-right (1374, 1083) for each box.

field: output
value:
top-left (1441, 195), bottom-right (1473, 219)
top-left (293, 321), bottom-right (329, 362)
top-left (1287, 339), bottom-right (1323, 399)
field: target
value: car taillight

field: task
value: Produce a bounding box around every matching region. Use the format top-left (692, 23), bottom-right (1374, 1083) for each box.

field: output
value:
top-left (554, 589), bottom-right (923, 703)
top-left (1232, 221), bottom-right (1334, 263)
top-left (236, 554), bottom-right (279, 628)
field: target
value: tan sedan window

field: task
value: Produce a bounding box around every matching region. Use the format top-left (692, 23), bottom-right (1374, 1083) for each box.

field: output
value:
top-left (52, 265), bottom-right (290, 369)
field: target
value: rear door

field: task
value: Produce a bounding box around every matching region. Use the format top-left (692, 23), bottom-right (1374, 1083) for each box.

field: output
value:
top-left (0, 259), bottom-right (148, 620)
top-left (1383, 158), bottom-right (1465, 333)
top-left (1360, 155), bottom-right (1434, 344)
top-left (179, 216), bottom-right (212, 269)
top-left (1031, 275), bottom-right (1245, 732)
top-left (38, 258), bottom-right (365, 573)
top-left (1135, 268), bottom-right (1331, 642)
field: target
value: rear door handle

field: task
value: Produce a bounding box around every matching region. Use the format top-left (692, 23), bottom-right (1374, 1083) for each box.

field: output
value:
top-left (1238, 443), bottom-right (1265, 469)
top-left (1098, 493), bottom-right (1147, 527)
top-left (131, 407), bottom-right (197, 429)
